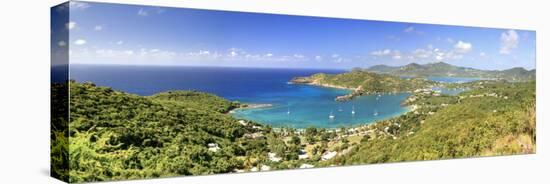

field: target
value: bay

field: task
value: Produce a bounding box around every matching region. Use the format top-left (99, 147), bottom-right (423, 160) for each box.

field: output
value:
top-left (70, 65), bottom-right (411, 128)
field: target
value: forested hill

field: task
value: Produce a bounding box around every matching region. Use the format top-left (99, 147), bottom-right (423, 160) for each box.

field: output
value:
top-left (366, 62), bottom-right (535, 82)
top-left (64, 81), bottom-right (271, 182)
top-left (290, 70), bottom-right (435, 94)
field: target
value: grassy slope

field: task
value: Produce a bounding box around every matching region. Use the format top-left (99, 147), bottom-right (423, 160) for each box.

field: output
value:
top-left (325, 81), bottom-right (536, 165)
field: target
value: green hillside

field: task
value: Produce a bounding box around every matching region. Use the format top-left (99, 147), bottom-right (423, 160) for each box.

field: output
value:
top-left (52, 79), bottom-right (536, 182)
top-left (366, 62), bottom-right (535, 82)
top-left (64, 81), bottom-right (274, 182)
top-left (324, 80), bottom-right (536, 165)
top-left (291, 70), bottom-right (434, 94)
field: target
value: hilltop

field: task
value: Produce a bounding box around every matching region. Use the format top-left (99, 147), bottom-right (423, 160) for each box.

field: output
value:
top-left (366, 62), bottom-right (535, 82)
top-left (290, 70), bottom-right (435, 101)
top-left (60, 82), bottom-right (273, 182)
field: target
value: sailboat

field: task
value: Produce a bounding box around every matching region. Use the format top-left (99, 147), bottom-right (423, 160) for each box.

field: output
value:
top-left (351, 105), bottom-right (356, 115)
top-left (338, 106), bottom-right (343, 112)
top-left (287, 107), bottom-right (291, 115)
top-left (329, 110), bottom-right (335, 119)
top-left (373, 109), bottom-right (378, 116)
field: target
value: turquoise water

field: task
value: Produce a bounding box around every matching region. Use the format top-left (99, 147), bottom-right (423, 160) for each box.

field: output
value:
top-left (71, 65), bottom-right (412, 129)
top-left (232, 85), bottom-right (411, 128)
top-left (427, 76), bottom-right (484, 83)
top-left (427, 76), bottom-right (481, 95)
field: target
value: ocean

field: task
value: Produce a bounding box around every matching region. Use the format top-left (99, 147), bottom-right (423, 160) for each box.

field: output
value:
top-left (70, 65), bottom-right (411, 128)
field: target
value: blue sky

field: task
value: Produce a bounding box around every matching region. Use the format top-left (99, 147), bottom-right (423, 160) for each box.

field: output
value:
top-left (57, 1), bottom-right (536, 70)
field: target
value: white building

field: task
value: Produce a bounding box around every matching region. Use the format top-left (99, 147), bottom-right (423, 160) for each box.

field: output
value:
top-left (299, 164), bottom-right (314, 169)
top-left (321, 151), bottom-right (337, 161)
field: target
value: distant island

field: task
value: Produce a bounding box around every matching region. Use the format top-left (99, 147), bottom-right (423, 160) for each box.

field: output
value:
top-left (366, 62), bottom-right (535, 82)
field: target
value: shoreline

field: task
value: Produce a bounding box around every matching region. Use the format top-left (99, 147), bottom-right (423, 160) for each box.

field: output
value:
top-left (229, 103), bottom-right (273, 113)
top-left (290, 80), bottom-right (414, 101)
top-left (272, 104), bottom-right (414, 132)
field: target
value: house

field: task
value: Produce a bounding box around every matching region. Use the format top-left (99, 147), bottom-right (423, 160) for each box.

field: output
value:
top-left (298, 149), bottom-right (309, 159)
top-left (268, 152), bottom-right (282, 162)
top-left (238, 120), bottom-right (247, 126)
top-left (207, 143), bottom-right (220, 152)
top-left (321, 151), bottom-right (337, 161)
top-left (260, 165), bottom-right (271, 171)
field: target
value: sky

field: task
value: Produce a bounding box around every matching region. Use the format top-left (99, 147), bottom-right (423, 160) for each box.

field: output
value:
top-left (53, 1), bottom-right (536, 70)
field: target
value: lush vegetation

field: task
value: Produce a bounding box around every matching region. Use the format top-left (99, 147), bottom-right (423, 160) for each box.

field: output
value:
top-left (51, 82), bottom-right (69, 182)
top-left (291, 69), bottom-right (434, 94)
top-left (324, 80), bottom-right (536, 165)
top-left (65, 81), bottom-right (274, 182)
top-left (366, 62), bottom-right (535, 82)
top-left (53, 78), bottom-right (535, 183)
top-left (150, 90), bottom-right (241, 113)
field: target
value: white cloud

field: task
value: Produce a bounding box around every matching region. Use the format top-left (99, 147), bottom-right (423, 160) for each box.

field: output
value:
top-left (367, 44), bottom-right (472, 63)
top-left (226, 48), bottom-right (245, 58)
top-left (435, 52), bottom-right (445, 61)
top-left (369, 49), bottom-right (402, 61)
top-left (332, 54), bottom-right (339, 58)
top-left (74, 39), bottom-right (86, 45)
top-left (454, 41), bottom-right (472, 53)
top-left (72, 47), bottom-right (323, 64)
top-left (413, 49), bottom-right (431, 58)
top-left (371, 49), bottom-right (403, 60)
top-left (69, 2), bottom-right (90, 10)
top-left (138, 8), bottom-right (149, 16)
top-left (500, 30), bottom-right (519, 54)
top-left (315, 55), bottom-right (323, 61)
top-left (66, 21), bottom-right (76, 30)
top-left (57, 41), bottom-right (66, 47)
top-left (392, 51), bottom-right (402, 60)
top-left (370, 49), bottom-right (391, 56)
top-left (404, 26), bottom-right (414, 33)
top-left (94, 25), bottom-right (103, 31)
top-left (446, 38), bottom-right (455, 43)
top-left (392, 55), bottom-right (402, 60)
top-left (293, 54), bottom-right (304, 59)
top-left (479, 52), bottom-right (486, 57)
top-left (116, 41), bottom-right (124, 45)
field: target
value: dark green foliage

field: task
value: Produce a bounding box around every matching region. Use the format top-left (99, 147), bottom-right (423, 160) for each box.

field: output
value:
top-left (150, 90), bottom-right (240, 113)
top-left (51, 82), bottom-right (69, 182)
top-left (67, 82), bottom-right (267, 182)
